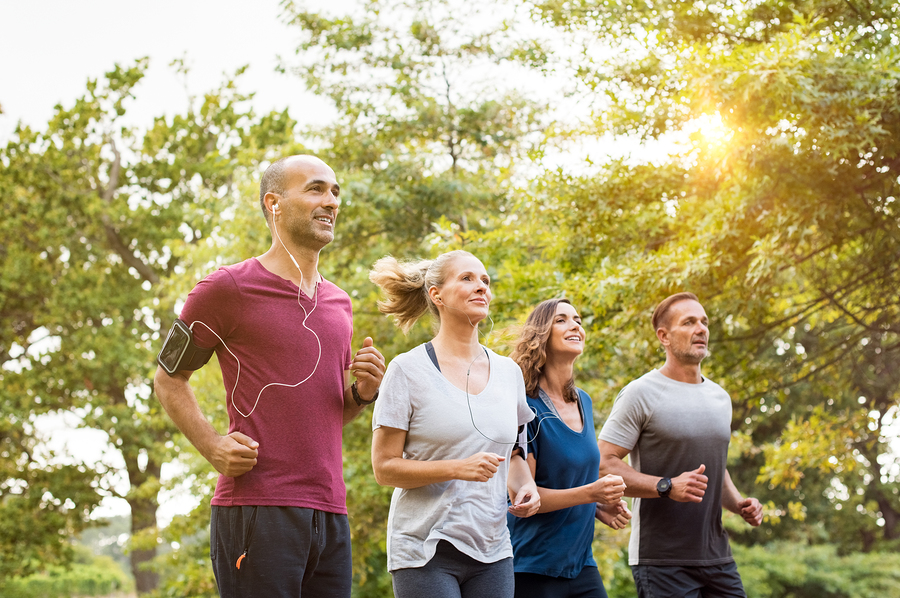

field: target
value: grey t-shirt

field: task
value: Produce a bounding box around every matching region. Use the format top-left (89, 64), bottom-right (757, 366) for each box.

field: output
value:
top-left (599, 369), bottom-right (734, 566)
top-left (372, 344), bottom-right (534, 572)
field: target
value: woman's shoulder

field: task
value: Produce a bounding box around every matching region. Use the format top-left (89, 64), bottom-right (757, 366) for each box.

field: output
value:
top-left (485, 346), bottom-right (515, 366)
top-left (385, 344), bottom-right (436, 378)
top-left (486, 348), bottom-right (524, 376)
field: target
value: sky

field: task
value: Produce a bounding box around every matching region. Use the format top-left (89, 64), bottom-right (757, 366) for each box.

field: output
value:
top-left (0, 0), bottom-right (338, 142)
top-left (1, 0), bottom-right (345, 524)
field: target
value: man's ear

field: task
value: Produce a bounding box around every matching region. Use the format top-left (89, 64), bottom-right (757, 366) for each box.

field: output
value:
top-left (656, 327), bottom-right (669, 347)
top-left (264, 191), bottom-right (280, 215)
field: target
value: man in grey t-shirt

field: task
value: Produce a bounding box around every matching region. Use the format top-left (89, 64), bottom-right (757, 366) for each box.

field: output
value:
top-left (598, 292), bottom-right (763, 598)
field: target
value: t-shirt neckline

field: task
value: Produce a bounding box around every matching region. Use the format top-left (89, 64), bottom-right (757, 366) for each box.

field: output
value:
top-left (251, 257), bottom-right (324, 300)
top-left (421, 343), bottom-right (495, 399)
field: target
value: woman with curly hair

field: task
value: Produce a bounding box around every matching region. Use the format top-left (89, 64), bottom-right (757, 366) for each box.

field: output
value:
top-left (507, 298), bottom-right (632, 598)
top-left (369, 250), bottom-right (541, 598)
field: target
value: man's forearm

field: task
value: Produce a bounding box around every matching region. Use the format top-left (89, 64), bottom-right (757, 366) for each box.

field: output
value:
top-left (342, 385), bottom-right (368, 425)
top-left (600, 455), bottom-right (660, 498)
top-left (154, 366), bottom-right (221, 459)
top-left (721, 469), bottom-right (744, 513)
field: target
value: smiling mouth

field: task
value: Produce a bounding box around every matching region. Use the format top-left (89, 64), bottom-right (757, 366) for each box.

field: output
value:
top-left (314, 216), bottom-right (334, 225)
top-left (565, 336), bottom-right (582, 342)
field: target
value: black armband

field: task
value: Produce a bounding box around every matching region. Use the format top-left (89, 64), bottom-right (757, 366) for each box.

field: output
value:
top-left (157, 319), bottom-right (214, 375)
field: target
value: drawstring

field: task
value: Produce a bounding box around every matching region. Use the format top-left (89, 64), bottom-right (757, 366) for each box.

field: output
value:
top-left (235, 507), bottom-right (259, 570)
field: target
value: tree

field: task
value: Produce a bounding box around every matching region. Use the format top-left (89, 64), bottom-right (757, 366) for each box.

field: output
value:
top-left (505, 0), bottom-right (900, 552)
top-left (0, 60), bottom-right (297, 593)
top-left (278, 0), bottom-right (554, 592)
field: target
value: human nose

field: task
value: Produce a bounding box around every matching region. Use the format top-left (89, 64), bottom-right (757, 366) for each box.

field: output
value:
top-left (322, 190), bottom-right (340, 209)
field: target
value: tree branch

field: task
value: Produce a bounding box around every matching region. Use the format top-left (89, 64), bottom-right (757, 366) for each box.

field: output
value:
top-left (99, 139), bottom-right (160, 285)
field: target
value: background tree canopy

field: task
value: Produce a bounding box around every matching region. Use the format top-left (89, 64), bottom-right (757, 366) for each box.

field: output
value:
top-left (1, 0), bottom-right (898, 596)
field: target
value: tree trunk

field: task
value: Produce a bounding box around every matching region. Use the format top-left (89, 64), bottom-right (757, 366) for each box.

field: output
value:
top-left (125, 454), bottom-right (162, 594)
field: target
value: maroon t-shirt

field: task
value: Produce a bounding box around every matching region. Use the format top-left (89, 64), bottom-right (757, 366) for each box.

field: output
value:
top-left (180, 258), bottom-right (353, 513)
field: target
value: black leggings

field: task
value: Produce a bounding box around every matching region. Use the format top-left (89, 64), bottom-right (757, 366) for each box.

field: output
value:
top-left (514, 566), bottom-right (609, 598)
top-left (392, 540), bottom-right (514, 598)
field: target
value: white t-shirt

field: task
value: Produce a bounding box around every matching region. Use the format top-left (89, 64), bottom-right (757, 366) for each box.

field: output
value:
top-left (372, 343), bottom-right (534, 571)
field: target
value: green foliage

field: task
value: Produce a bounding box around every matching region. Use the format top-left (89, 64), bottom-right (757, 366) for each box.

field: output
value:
top-left (0, 546), bottom-right (133, 598)
top-left (734, 543), bottom-right (900, 598)
top-left (0, 59), bottom-right (296, 592)
top-left (6, 0), bottom-right (900, 594)
top-left (276, 2), bottom-right (556, 593)
top-left (513, 0), bottom-right (900, 554)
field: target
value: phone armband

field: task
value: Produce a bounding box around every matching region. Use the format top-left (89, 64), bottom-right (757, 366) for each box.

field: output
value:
top-left (157, 319), bottom-right (214, 375)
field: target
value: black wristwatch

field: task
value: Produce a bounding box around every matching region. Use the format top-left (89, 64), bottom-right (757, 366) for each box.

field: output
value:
top-left (657, 477), bottom-right (673, 498)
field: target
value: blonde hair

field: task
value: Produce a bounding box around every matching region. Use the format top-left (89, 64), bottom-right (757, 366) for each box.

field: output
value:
top-left (369, 250), bottom-right (474, 334)
top-left (510, 298), bottom-right (578, 403)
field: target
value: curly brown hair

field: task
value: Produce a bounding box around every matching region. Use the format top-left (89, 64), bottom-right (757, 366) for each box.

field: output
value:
top-left (510, 298), bottom-right (578, 403)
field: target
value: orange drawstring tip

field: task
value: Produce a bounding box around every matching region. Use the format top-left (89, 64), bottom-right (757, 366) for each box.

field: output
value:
top-left (236, 553), bottom-right (246, 570)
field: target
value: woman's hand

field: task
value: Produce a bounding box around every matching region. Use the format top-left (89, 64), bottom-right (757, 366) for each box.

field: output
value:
top-left (588, 474), bottom-right (627, 504)
top-left (595, 500), bottom-right (632, 530)
top-left (456, 452), bottom-right (505, 482)
top-left (508, 481), bottom-right (541, 518)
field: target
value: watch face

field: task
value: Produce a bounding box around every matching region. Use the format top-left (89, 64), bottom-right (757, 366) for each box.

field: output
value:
top-left (158, 321), bottom-right (191, 374)
top-left (657, 478), bottom-right (672, 495)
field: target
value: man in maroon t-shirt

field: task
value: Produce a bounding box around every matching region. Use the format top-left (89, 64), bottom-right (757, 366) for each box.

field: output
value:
top-left (154, 155), bottom-right (386, 597)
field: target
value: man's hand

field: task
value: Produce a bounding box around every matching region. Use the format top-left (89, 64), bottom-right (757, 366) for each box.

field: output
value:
top-left (456, 452), bottom-right (505, 482)
top-left (588, 474), bottom-right (627, 504)
top-left (209, 432), bottom-right (259, 477)
top-left (508, 482), bottom-right (541, 518)
top-left (596, 500), bottom-right (632, 530)
top-left (738, 496), bottom-right (763, 526)
top-left (670, 464), bottom-right (708, 503)
top-left (351, 337), bottom-right (385, 402)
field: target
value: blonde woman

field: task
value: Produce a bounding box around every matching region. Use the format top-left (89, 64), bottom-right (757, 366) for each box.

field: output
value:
top-left (507, 298), bottom-right (631, 598)
top-left (369, 250), bottom-right (540, 598)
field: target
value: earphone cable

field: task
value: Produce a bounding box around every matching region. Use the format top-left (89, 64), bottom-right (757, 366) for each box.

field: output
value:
top-left (187, 215), bottom-right (323, 419)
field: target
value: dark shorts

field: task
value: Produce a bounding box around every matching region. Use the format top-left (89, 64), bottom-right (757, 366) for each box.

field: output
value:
top-left (514, 566), bottom-right (609, 598)
top-left (211, 506), bottom-right (351, 598)
top-left (632, 562), bottom-right (746, 598)
top-left (391, 540), bottom-right (514, 598)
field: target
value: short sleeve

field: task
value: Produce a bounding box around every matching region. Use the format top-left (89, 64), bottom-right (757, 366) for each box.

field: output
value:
top-left (344, 303), bottom-right (354, 370)
top-left (597, 384), bottom-right (645, 451)
top-left (372, 359), bottom-right (412, 432)
top-left (178, 268), bottom-right (243, 350)
top-left (523, 408), bottom-right (543, 461)
top-left (515, 367), bottom-right (535, 427)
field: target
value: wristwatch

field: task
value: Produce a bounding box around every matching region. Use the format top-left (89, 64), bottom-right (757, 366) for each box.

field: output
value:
top-left (657, 477), bottom-right (672, 498)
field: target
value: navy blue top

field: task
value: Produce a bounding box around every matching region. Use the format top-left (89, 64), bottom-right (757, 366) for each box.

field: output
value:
top-left (507, 388), bottom-right (601, 578)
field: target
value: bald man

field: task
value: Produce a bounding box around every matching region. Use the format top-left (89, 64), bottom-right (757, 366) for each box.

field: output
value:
top-left (155, 155), bottom-right (386, 597)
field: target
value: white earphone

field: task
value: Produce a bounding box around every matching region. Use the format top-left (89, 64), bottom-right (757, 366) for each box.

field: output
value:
top-left (189, 197), bottom-right (323, 419)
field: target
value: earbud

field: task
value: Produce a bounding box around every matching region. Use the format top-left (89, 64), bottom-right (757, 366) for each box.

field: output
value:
top-left (435, 296), bottom-right (442, 304)
top-left (271, 203), bottom-right (279, 213)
